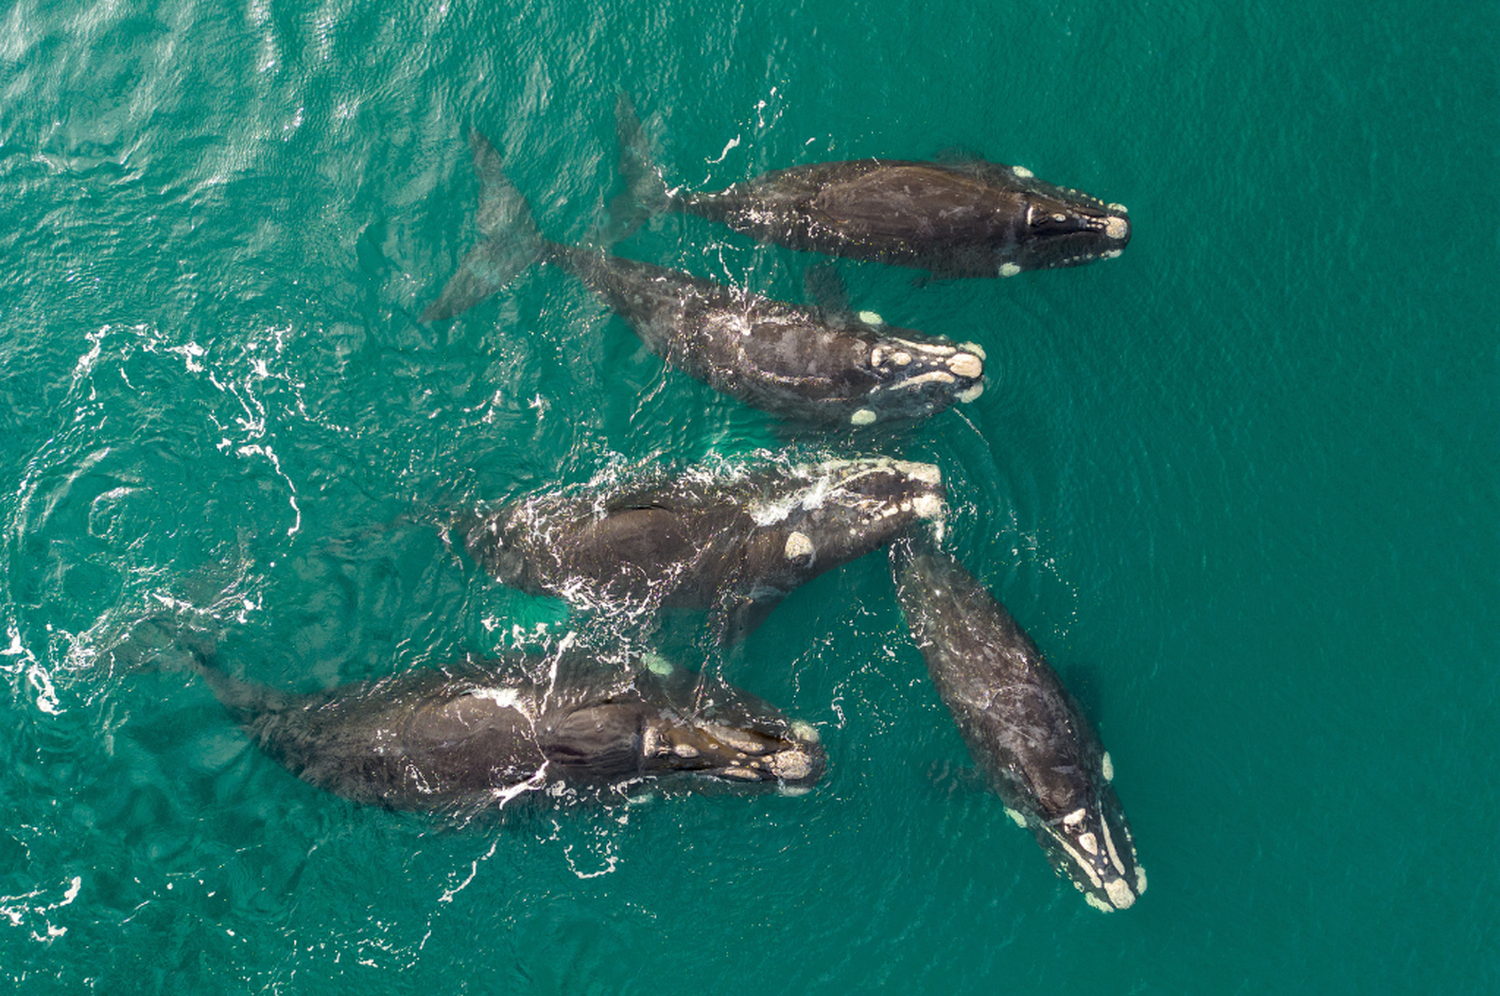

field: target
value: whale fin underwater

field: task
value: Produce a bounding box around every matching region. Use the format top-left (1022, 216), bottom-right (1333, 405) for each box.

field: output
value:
top-left (894, 539), bottom-right (1145, 912)
top-left (420, 126), bottom-right (987, 427)
top-left (189, 645), bottom-right (825, 814)
top-left (613, 97), bottom-right (1130, 280)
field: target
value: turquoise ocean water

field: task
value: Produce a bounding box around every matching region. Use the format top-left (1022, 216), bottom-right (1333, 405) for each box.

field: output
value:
top-left (2, 1), bottom-right (1496, 992)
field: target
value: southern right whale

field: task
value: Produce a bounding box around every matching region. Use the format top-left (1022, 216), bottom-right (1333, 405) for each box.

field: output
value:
top-left (420, 131), bottom-right (986, 427)
top-left (467, 455), bottom-right (946, 641)
top-left (895, 541), bottom-right (1146, 911)
top-left (194, 648), bottom-right (825, 813)
top-left (617, 98), bottom-right (1130, 279)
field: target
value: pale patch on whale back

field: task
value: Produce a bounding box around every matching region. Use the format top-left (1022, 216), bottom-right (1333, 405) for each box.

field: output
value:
top-left (1104, 216), bottom-right (1129, 240)
top-left (1101, 752), bottom-right (1114, 782)
top-left (642, 652), bottom-right (674, 676)
top-left (850, 408), bottom-right (878, 426)
top-left (1011, 165), bottom-right (1034, 179)
top-left (857, 310), bottom-right (884, 326)
top-left (784, 531), bottom-right (814, 562)
top-left (998, 263), bottom-right (1022, 277)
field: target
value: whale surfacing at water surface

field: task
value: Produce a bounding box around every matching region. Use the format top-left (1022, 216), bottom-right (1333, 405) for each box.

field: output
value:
top-left (614, 99), bottom-right (1130, 280)
top-left (467, 456), bottom-right (946, 641)
top-left (195, 651), bottom-right (825, 813)
top-left (420, 130), bottom-right (986, 427)
top-left (895, 542), bottom-right (1145, 911)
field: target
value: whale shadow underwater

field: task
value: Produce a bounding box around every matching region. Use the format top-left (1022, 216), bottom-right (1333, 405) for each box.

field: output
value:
top-left (894, 539), bottom-right (1145, 912)
top-left (420, 127), bottom-right (987, 429)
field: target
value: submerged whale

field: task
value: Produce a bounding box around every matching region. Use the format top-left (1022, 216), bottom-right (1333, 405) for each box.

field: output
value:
top-left (467, 456), bottom-right (946, 641)
top-left (195, 649), bottom-right (825, 812)
top-left (420, 131), bottom-right (986, 427)
top-left (617, 99), bottom-right (1130, 279)
top-left (895, 542), bottom-right (1145, 911)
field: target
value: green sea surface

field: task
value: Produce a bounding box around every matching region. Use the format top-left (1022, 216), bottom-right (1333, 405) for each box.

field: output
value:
top-left (2, 1), bottom-right (1495, 992)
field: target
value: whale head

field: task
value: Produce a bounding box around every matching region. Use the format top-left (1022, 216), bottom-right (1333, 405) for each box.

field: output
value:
top-left (1023, 756), bottom-right (1147, 912)
top-left (741, 456), bottom-right (947, 583)
top-left (1000, 169), bottom-right (1131, 273)
top-left (855, 333), bottom-right (986, 423)
top-left (538, 664), bottom-right (826, 790)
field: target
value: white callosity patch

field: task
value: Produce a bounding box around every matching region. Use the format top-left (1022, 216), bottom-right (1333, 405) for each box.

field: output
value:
top-left (1101, 249), bottom-right (1123, 260)
top-left (1104, 216), bottom-right (1129, 240)
top-left (1004, 807), bottom-right (1028, 828)
top-left (946, 352), bottom-right (983, 379)
top-left (1079, 832), bottom-right (1099, 855)
top-left (892, 370), bottom-right (956, 390)
top-left (998, 262), bottom-right (1022, 277)
top-left (857, 310), bottom-right (884, 326)
top-left (784, 531), bottom-right (814, 563)
top-left (850, 408), bottom-right (878, 425)
top-left (956, 383), bottom-right (984, 403)
top-left (1105, 878), bottom-right (1137, 910)
top-left (1101, 752), bottom-right (1114, 782)
top-left (1012, 165), bottom-right (1034, 178)
top-left (790, 720), bottom-right (820, 744)
top-left (1063, 807), bottom-right (1087, 827)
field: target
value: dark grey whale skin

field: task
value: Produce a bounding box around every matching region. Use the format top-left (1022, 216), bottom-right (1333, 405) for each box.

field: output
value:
top-left (466, 457), bottom-right (946, 642)
top-left (419, 131), bottom-right (985, 428)
top-left (664, 158), bottom-right (1131, 280)
top-left (895, 542), bottom-right (1146, 912)
top-left (195, 652), bottom-right (825, 813)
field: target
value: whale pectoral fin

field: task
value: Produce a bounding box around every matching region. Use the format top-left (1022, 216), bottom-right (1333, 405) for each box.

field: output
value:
top-left (715, 593), bottom-right (784, 644)
top-left (802, 261), bottom-right (852, 315)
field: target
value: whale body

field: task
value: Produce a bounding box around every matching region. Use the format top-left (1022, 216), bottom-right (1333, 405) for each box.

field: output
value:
top-left (467, 456), bottom-right (946, 641)
top-left (895, 543), bottom-right (1145, 911)
top-left (420, 131), bottom-right (986, 427)
top-left (196, 651), bottom-right (825, 813)
top-left (614, 100), bottom-right (1129, 280)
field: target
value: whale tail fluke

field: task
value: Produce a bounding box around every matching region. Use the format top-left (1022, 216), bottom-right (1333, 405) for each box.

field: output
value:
top-left (596, 94), bottom-right (671, 246)
top-left (419, 130), bottom-right (548, 323)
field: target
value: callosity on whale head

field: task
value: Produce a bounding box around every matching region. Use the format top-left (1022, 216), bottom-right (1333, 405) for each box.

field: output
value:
top-left (895, 542), bottom-right (1145, 911)
top-left (464, 455), bottom-right (946, 639)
